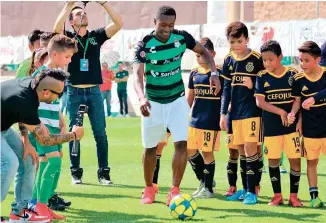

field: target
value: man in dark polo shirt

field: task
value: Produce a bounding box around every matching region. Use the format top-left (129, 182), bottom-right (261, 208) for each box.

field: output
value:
top-left (1, 69), bottom-right (84, 220)
top-left (54, 1), bottom-right (123, 185)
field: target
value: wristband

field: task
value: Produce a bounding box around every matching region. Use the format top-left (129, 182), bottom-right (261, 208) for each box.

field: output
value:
top-left (211, 71), bottom-right (219, 76)
top-left (73, 132), bottom-right (77, 140)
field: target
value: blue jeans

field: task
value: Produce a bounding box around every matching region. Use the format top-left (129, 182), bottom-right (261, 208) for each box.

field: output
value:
top-left (67, 85), bottom-right (109, 169)
top-left (101, 90), bottom-right (112, 116)
top-left (60, 90), bottom-right (68, 114)
top-left (1, 128), bottom-right (36, 214)
top-left (117, 89), bottom-right (128, 115)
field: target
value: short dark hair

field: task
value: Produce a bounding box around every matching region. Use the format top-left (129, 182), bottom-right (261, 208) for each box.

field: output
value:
top-left (28, 29), bottom-right (44, 45)
top-left (69, 6), bottom-right (83, 21)
top-left (40, 32), bottom-right (58, 43)
top-left (32, 68), bottom-right (70, 90)
top-left (298, 41), bottom-right (321, 58)
top-left (156, 5), bottom-right (176, 19)
top-left (225, 21), bottom-right (248, 39)
top-left (48, 34), bottom-right (78, 55)
top-left (199, 37), bottom-right (214, 51)
top-left (260, 40), bottom-right (282, 57)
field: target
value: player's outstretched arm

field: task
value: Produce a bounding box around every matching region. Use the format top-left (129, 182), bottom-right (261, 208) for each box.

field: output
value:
top-left (25, 122), bottom-right (84, 146)
top-left (191, 43), bottom-right (221, 94)
top-left (97, 1), bottom-right (124, 38)
top-left (53, 1), bottom-right (75, 34)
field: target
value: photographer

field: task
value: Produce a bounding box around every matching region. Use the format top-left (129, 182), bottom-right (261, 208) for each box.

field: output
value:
top-left (53, 1), bottom-right (123, 185)
top-left (1, 69), bottom-right (84, 221)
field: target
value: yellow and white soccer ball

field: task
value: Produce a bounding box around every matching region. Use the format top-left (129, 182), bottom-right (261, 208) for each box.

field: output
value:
top-left (169, 194), bottom-right (197, 221)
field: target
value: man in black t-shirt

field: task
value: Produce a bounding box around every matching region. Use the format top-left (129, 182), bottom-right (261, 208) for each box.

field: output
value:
top-left (1, 69), bottom-right (84, 219)
top-left (53, 1), bottom-right (123, 185)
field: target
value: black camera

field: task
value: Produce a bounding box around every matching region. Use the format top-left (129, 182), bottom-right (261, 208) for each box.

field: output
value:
top-left (72, 104), bottom-right (88, 156)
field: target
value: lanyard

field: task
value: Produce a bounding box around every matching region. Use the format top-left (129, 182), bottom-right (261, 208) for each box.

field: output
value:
top-left (75, 34), bottom-right (89, 59)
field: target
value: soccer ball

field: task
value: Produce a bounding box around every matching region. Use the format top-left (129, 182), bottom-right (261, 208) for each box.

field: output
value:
top-left (169, 194), bottom-right (197, 221)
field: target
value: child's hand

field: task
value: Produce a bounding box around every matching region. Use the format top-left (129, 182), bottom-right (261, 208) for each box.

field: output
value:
top-left (302, 97), bottom-right (315, 110)
top-left (243, 77), bottom-right (253, 89)
top-left (287, 112), bottom-right (296, 125)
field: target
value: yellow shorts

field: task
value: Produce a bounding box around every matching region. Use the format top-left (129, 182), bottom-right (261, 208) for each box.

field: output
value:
top-left (187, 127), bottom-right (220, 152)
top-left (159, 133), bottom-right (171, 146)
top-left (232, 117), bottom-right (263, 145)
top-left (303, 137), bottom-right (326, 160)
top-left (263, 132), bottom-right (301, 159)
top-left (226, 134), bottom-right (241, 150)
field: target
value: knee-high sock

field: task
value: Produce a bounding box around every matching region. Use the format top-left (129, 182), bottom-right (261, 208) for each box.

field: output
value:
top-left (38, 157), bottom-right (62, 204)
top-left (32, 161), bottom-right (47, 201)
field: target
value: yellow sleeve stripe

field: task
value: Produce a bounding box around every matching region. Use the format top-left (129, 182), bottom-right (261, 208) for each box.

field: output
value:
top-left (252, 51), bottom-right (261, 59)
top-left (220, 74), bottom-right (231, 80)
top-left (254, 94), bottom-right (265, 97)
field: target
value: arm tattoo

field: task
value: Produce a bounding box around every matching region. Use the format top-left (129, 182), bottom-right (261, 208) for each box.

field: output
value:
top-left (31, 123), bottom-right (74, 146)
top-left (18, 123), bottom-right (29, 136)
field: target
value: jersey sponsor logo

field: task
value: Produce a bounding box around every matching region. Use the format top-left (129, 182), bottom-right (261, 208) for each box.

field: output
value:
top-left (229, 65), bottom-right (233, 71)
top-left (163, 59), bottom-right (171, 64)
top-left (288, 75), bottom-right (294, 86)
top-left (296, 148), bottom-right (301, 153)
top-left (302, 86), bottom-right (308, 91)
top-left (194, 88), bottom-right (215, 97)
top-left (174, 38), bottom-right (181, 48)
top-left (89, 37), bottom-right (98, 45)
top-left (149, 47), bottom-right (156, 53)
top-left (246, 62), bottom-right (254, 72)
top-left (173, 54), bottom-right (182, 61)
top-left (140, 51), bottom-right (146, 58)
top-left (250, 132), bottom-right (256, 137)
top-left (267, 92), bottom-right (292, 100)
top-left (264, 82), bottom-right (270, 87)
top-left (150, 68), bottom-right (180, 78)
top-left (232, 75), bottom-right (245, 84)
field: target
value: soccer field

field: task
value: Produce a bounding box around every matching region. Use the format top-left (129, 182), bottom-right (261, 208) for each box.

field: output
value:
top-left (1, 117), bottom-right (326, 222)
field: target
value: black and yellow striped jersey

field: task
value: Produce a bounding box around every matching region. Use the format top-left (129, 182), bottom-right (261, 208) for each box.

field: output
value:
top-left (292, 67), bottom-right (326, 138)
top-left (188, 66), bottom-right (224, 131)
top-left (221, 50), bottom-right (264, 120)
top-left (255, 67), bottom-right (298, 137)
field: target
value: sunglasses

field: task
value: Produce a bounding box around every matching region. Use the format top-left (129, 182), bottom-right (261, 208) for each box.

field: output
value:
top-left (44, 89), bottom-right (63, 98)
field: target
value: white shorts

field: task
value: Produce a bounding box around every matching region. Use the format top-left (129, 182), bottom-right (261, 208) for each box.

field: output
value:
top-left (141, 96), bottom-right (190, 148)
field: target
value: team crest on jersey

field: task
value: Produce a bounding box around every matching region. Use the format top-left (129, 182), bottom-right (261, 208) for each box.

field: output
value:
top-left (140, 51), bottom-right (146, 58)
top-left (264, 146), bottom-right (268, 154)
top-left (151, 60), bottom-right (157, 64)
top-left (174, 38), bottom-right (181, 48)
top-left (246, 62), bottom-right (254, 72)
top-left (89, 37), bottom-right (97, 45)
top-left (288, 75), bottom-right (294, 86)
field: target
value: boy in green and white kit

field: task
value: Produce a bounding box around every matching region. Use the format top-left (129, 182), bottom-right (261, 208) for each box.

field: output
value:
top-left (29, 34), bottom-right (77, 221)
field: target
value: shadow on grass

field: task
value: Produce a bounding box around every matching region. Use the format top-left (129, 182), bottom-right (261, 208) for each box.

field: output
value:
top-left (66, 208), bottom-right (203, 223)
top-left (59, 191), bottom-right (141, 200)
top-left (200, 207), bottom-right (323, 222)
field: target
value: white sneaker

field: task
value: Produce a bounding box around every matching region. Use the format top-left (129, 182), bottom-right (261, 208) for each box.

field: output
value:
top-left (116, 114), bottom-right (124, 118)
top-left (193, 188), bottom-right (214, 198)
top-left (192, 181), bottom-right (205, 196)
top-left (124, 114), bottom-right (131, 118)
top-left (71, 177), bottom-right (82, 185)
top-left (99, 178), bottom-right (113, 185)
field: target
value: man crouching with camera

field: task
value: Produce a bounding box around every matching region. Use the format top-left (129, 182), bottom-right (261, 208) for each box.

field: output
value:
top-left (1, 68), bottom-right (84, 222)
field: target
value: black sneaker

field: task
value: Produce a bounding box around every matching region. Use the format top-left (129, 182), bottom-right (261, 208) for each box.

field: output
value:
top-left (48, 199), bottom-right (66, 211)
top-left (1, 216), bottom-right (8, 223)
top-left (97, 167), bottom-right (113, 185)
top-left (50, 194), bottom-right (71, 207)
top-left (71, 168), bottom-right (83, 185)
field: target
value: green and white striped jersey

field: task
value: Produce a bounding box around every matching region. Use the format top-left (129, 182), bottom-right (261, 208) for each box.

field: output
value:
top-left (133, 30), bottom-right (196, 104)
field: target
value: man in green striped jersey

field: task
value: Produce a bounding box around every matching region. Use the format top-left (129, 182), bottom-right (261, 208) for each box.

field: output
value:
top-left (133, 5), bottom-right (221, 205)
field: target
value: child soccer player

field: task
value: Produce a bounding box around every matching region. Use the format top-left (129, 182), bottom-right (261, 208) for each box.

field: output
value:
top-left (187, 37), bottom-right (224, 198)
top-left (220, 21), bottom-right (264, 205)
top-left (290, 41), bottom-right (326, 208)
top-left (30, 34), bottom-right (77, 220)
top-left (255, 40), bottom-right (302, 207)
